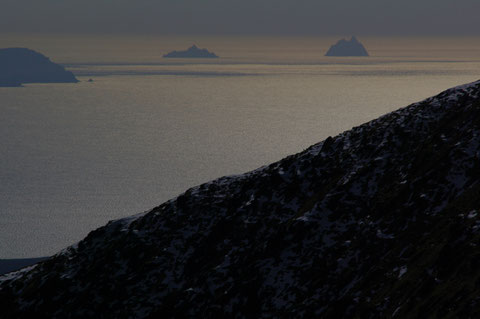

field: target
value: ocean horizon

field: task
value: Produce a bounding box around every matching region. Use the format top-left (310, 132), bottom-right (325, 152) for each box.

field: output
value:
top-left (1, 34), bottom-right (480, 258)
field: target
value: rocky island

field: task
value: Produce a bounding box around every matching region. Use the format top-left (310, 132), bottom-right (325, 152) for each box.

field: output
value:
top-left (163, 45), bottom-right (219, 58)
top-left (0, 48), bottom-right (78, 87)
top-left (325, 36), bottom-right (369, 57)
top-left (2, 80), bottom-right (480, 318)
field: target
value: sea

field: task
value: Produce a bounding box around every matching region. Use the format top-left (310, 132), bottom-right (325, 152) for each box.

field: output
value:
top-left (1, 34), bottom-right (480, 258)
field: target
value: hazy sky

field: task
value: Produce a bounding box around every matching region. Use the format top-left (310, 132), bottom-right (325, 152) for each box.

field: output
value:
top-left (2, 0), bottom-right (480, 36)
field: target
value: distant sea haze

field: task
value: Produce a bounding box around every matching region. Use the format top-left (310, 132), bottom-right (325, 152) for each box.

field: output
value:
top-left (0, 35), bottom-right (480, 258)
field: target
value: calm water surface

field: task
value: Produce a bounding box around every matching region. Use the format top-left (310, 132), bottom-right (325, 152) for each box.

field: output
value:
top-left (1, 35), bottom-right (480, 257)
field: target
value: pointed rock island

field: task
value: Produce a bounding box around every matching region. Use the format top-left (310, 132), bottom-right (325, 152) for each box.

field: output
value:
top-left (0, 48), bottom-right (78, 87)
top-left (325, 36), bottom-right (369, 57)
top-left (163, 45), bottom-right (219, 58)
top-left (2, 80), bottom-right (480, 318)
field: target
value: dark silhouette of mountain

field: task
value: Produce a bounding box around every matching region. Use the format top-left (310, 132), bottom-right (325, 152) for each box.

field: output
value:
top-left (2, 80), bottom-right (480, 318)
top-left (163, 45), bottom-right (219, 58)
top-left (0, 48), bottom-right (78, 86)
top-left (325, 36), bottom-right (369, 57)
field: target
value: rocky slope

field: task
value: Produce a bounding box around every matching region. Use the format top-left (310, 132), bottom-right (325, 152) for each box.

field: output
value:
top-left (2, 80), bottom-right (480, 318)
top-left (0, 48), bottom-right (78, 86)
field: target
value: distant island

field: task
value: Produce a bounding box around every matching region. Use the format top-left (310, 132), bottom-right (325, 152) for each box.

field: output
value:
top-left (325, 36), bottom-right (369, 57)
top-left (163, 45), bottom-right (219, 58)
top-left (0, 48), bottom-right (78, 87)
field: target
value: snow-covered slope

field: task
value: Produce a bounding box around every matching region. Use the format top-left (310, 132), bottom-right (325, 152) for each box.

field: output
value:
top-left (2, 80), bottom-right (480, 318)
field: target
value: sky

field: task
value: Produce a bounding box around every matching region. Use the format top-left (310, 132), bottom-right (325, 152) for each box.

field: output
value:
top-left (2, 0), bottom-right (480, 36)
